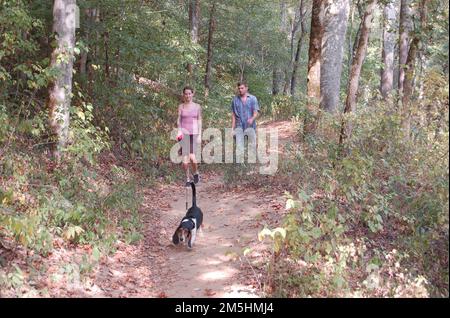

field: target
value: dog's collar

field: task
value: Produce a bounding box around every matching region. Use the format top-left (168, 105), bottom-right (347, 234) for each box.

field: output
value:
top-left (181, 218), bottom-right (196, 229)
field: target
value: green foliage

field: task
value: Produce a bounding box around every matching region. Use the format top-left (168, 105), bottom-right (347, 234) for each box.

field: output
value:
top-left (67, 100), bottom-right (110, 164)
top-left (266, 95), bottom-right (295, 120)
top-left (0, 155), bottom-right (144, 257)
top-left (0, 105), bottom-right (10, 143)
top-left (0, 265), bottom-right (25, 290)
top-left (263, 96), bottom-right (448, 297)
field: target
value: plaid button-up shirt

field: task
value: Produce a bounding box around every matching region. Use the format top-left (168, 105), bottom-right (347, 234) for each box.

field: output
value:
top-left (231, 94), bottom-right (260, 130)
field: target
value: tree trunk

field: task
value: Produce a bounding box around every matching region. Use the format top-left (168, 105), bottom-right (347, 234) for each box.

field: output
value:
top-left (290, 8), bottom-right (301, 63)
top-left (272, 69), bottom-right (283, 95)
top-left (189, 0), bottom-right (200, 46)
top-left (346, 1), bottom-right (355, 73)
top-left (401, 0), bottom-right (429, 140)
top-left (187, 0), bottom-right (200, 81)
top-left (48, 0), bottom-right (76, 161)
top-left (347, 1), bottom-right (364, 71)
top-left (79, 8), bottom-right (94, 77)
top-left (79, 51), bottom-right (87, 76)
top-left (87, 8), bottom-right (99, 97)
top-left (284, 3), bottom-right (303, 95)
top-left (93, 8), bottom-right (100, 59)
top-left (304, 0), bottom-right (324, 136)
top-left (340, 0), bottom-right (377, 144)
top-left (104, 30), bottom-right (110, 80)
top-left (282, 0), bottom-right (291, 94)
top-left (115, 46), bottom-right (120, 82)
top-left (204, 2), bottom-right (216, 98)
top-left (380, 0), bottom-right (397, 99)
top-left (290, 0), bottom-right (307, 96)
top-left (239, 62), bottom-right (245, 82)
top-left (320, 0), bottom-right (350, 113)
top-left (398, 0), bottom-right (412, 101)
top-left (273, 0), bottom-right (287, 95)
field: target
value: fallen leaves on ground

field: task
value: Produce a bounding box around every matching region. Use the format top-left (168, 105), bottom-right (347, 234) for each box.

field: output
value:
top-left (204, 288), bottom-right (216, 296)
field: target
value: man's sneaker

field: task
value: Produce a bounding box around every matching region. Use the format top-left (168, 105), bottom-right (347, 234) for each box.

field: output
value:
top-left (193, 173), bottom-right (199, 184)
top-left (185, 179), bottom-right (192, 187)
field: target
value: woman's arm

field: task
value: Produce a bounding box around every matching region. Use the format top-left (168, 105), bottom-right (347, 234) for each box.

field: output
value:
top-left (197, 104), bottom-right (202, 141)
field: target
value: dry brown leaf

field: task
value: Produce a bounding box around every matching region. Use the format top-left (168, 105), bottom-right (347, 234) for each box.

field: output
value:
top-left (204, 289), bottom-right (216, 296)
top-left (158, 291), bottom-right (168, 298)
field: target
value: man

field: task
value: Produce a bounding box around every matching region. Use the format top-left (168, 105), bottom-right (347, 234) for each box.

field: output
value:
top-left (231, 81), bottom-right (260, 163)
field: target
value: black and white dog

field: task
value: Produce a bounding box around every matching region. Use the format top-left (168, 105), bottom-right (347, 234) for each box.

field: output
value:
top-left (172, 182), bottom-right (203, 249)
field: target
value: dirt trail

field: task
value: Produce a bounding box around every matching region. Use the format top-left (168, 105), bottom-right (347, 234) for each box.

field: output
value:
top-left (150, 176), bottom-right (265, 297)
top-left (142, 120), bottom-right (296, 298)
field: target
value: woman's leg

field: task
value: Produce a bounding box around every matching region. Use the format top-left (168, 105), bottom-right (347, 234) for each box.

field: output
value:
top-left (182, 134), bottom-right (192, 185)
top-left (235, 127), bottom-right (245, 163)
top-left (190, 154), bottom-right (198, 173)
top-left (182, 158), bottom-right (190, 182)
top-left (190, 135), bottom-right (200, 183)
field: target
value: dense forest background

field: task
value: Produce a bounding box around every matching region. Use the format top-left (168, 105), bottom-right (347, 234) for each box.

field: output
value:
top-left (0, 0), bottom-right (448, 297)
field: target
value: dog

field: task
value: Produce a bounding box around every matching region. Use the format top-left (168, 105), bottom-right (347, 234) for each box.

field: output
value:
top-left (172, 181), bottom-right (203, 249)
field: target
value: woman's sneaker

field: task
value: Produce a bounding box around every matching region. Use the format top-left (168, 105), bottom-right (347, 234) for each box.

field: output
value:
top-left (185, 178), bottom-right (192, 187)
top-left (193, 173), bottom-right (199, 184)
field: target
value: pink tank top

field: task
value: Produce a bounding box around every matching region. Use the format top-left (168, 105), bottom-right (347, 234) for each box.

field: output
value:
top-left (180, 105), bottom-right (200, 135)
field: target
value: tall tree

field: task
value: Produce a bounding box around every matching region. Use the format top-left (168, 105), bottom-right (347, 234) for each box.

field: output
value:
top-left (320, 0), bottom-right (350, 113)
top-left (101, 9), bottom-right (110, 81)
top-left (79, 9), bottom-right (91, 77)
top-left (48, 0), bottom-right (76, 161)
top-left (304, 0), bottom-right (324, 136)
top-left (273, 0), bottom-right (288, 95)
top-left (347, 1), bottom-right (364, 69)
top-left (204, 1), bottom-right (216, 98)
top-left (285, 2), bottom-right (301, 94)
top-left (290, 0), bottom-right (307, 96)
top-left (397, 0), bottom-right (412, 100)
top-left (340, 0), bottom-right (378, 144)
top-left (401, 0), bottom-right (430, 139)
top-left (187, 0), bottom-right (200, 81)
top-left (380, 0), bottom-right (397, 99)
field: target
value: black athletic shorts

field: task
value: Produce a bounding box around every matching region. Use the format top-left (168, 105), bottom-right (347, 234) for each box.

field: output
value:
top-left (180, 134), bottom-right (198, 155)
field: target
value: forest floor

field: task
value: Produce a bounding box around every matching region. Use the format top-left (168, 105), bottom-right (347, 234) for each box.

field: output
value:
top-left (0, 120), bottom-right (298, 298)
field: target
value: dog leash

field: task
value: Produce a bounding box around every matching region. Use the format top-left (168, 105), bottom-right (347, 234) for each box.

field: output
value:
top-left (185, 185), bottom-right (188, 210)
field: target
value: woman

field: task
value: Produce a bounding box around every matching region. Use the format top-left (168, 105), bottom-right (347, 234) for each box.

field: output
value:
top-left (177, 86), bottom-right (202, 186)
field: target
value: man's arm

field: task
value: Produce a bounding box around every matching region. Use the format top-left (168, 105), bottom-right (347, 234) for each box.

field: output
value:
top-left (253, 109), bottom-right (258, 121)
top-left (247, 97), bottom-right (260, 125)
top-left (247, 108), bottom-right (259, 125)
top-left (247, 111), bottom-right (258, 125)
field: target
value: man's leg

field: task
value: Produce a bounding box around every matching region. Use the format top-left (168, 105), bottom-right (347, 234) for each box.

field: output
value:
top-left (244, 127), bottom-right (257, 164)
top-left (235, 127), bottom-right (244, 164)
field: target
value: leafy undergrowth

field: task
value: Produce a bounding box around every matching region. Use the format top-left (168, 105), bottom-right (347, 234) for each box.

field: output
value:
top-left (0, 145), bottom-right (173, 297)
top-left (231, 104), bottom-right (448, 298)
